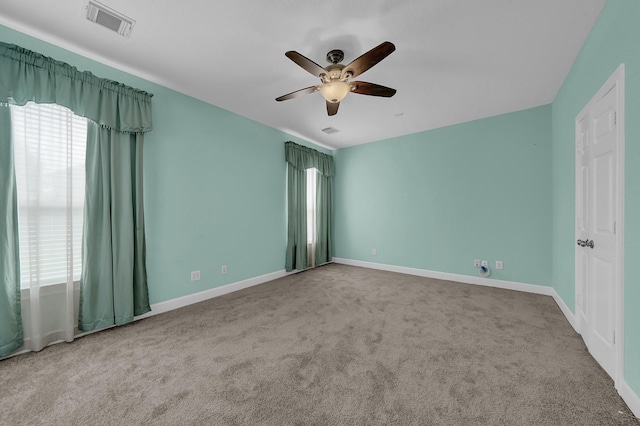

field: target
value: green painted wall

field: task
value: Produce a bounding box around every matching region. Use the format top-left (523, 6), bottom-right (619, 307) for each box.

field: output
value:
top-left (0, 24), bottom-right (328, 305)
top-left (551, 0), bottom-right (640, 396)
top-left (334, 105), bottom-right (552, 285)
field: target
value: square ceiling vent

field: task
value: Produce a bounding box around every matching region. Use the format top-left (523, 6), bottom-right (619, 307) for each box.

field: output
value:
top-left (85, 1), bottom-right (135, 38)
top-left (322, 127), bottom-right (340, 135)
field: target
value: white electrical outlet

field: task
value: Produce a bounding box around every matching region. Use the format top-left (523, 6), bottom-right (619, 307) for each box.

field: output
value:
top-left (481, 260), bottom-right (488, 267)
top-left (474, 259), bottom-right (480, 267)
top-left (190, 270), bottom-right (201, 281)
top-left (372, 248), bottom-right (377, 256)
top-left (221, 265), bottom-right (227, 275)
top-left (496, 261), bottom-right (504, 270)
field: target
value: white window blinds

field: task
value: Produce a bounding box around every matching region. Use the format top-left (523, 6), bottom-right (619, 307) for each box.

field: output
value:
top-left (11, 102), bottom-right (87, 288)
top-left (306, 168), bottom-right (317, 245)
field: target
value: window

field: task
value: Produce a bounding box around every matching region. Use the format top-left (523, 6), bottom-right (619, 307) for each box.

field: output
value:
top-left (11, 102), bottom-right (87, 288)
top-left (306, 168), bottom-right (317, 244)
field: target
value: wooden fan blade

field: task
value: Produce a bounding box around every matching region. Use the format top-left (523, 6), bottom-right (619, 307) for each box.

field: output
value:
top-left (326, 100), bottom-right (339, 116)
top-left (276, 86), bottom-right (318, 101)
top-left (285, 51), bottom-right (326, 77)
top-left (343, 41), bottom-right (395, 79)
top-left (350, 81), bottom-right (396, 97)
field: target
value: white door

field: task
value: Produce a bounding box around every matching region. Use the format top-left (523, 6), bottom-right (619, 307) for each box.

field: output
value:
top-left (576, 116), bottom-right (590, 332)
top-left (575, 71), bottom-right (623, 380)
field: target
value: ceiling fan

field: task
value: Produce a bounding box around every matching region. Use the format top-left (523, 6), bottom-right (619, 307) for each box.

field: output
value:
top-left (275, 41), bottom-right (397, 116)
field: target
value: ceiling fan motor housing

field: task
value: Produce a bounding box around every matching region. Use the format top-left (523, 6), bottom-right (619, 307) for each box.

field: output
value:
top-left (326, 49), bottom-right (344, 64)
top-left (323, 64), bottom-right (347, 82)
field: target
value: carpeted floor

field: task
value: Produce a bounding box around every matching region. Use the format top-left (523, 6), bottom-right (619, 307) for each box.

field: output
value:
top-left (0, 263), bottom-right (638, 425)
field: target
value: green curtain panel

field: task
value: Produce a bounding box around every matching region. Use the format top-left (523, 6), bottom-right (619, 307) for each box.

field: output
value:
top-left (315, 172), bottom-right (333, 265)
top-left (79, 124), bottom-right (150, 332)
top-left (0, 105), bottom-right (23, 356)
top-left (0, 41), bottom-right (153, 337)
top-left (285, 164), bottom-right (307, 272)
top-left (284, 141), bottom-right (334, 272)
top-left (0, 42), bottom-right (152, 133)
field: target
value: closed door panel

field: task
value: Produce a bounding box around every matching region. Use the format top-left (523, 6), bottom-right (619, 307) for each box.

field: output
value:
top-left (576, 78), bottom-right (619, 380)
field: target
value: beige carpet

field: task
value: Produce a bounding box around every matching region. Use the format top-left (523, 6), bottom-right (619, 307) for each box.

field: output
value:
top-left (1, 263), bottom-right (638, 425)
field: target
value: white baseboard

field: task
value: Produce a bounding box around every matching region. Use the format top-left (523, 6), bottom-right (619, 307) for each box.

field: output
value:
top-left (550, 288), bottom-right (577, 332)
top-left (141, 259), bottom-right (570, 329)
top-left (135, 269), bottom-right (293, 320)
top-left (619, 379), bottom-right (640, 418)
top-left (332, 257), bottom-right (555, 296)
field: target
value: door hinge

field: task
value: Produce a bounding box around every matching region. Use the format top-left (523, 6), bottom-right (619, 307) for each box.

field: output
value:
top-left (613, 330), bottom-right (615, 344)
top-left (610, 111), bottom-right (617, 128)
top-left (614, 221), bottom-right (616, 235)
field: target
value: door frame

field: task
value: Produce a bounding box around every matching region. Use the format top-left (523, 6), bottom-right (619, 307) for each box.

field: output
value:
top-left (574, 64), bottom-right (625, 385)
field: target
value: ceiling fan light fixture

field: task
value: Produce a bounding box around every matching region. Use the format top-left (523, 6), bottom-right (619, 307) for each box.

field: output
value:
top-left (277, 42), bottom-right (396, 115)
top-left (319, 81), bottom-right (350, 103)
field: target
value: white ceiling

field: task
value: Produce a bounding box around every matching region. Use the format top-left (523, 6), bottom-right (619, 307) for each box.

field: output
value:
top-left (0, 0), bottom-right (606, 150)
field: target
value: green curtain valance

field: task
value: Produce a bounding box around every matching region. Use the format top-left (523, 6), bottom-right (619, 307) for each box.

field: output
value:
top-left (285, 141), bottom-right (334, 176)
top-left (0, 42), bottom-right (153, 134)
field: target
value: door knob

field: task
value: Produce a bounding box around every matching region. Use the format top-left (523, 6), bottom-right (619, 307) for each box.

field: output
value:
top-left (577, 239), bottom-right (595, 248)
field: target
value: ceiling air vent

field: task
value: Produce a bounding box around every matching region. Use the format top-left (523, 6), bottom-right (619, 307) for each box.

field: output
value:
top-left (85, 1), bottom-right (135, 38)
top-left (321, 127), bottom-right (340, 135)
